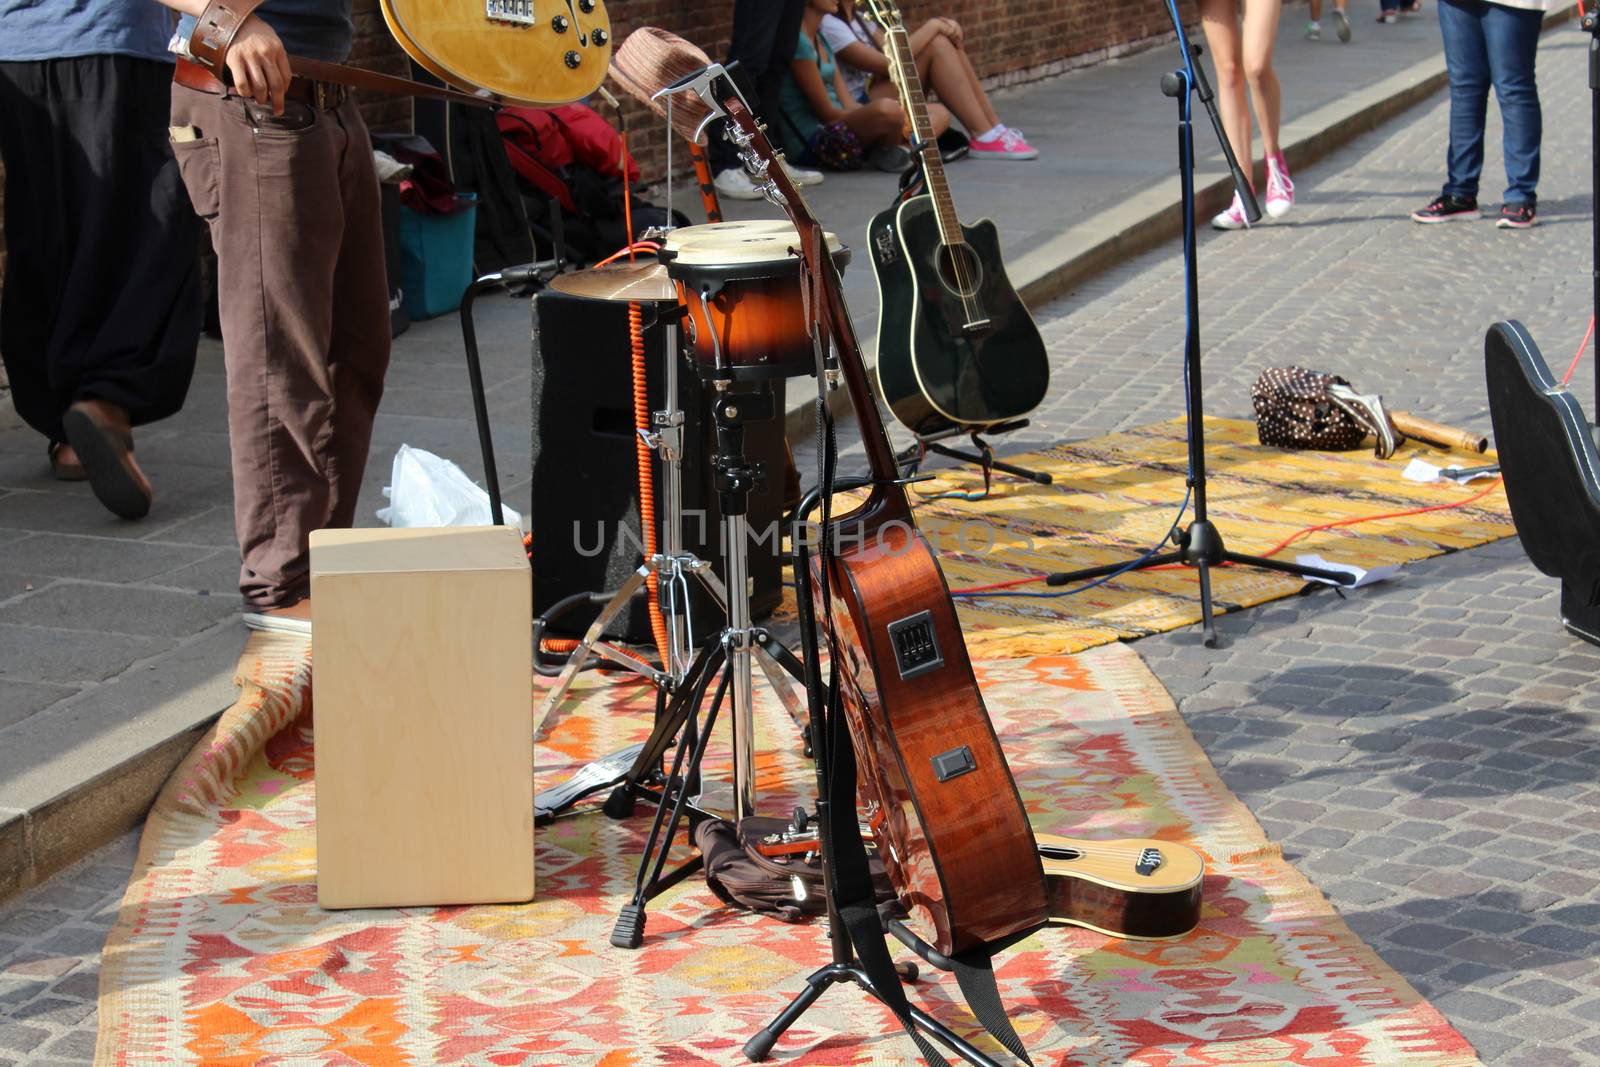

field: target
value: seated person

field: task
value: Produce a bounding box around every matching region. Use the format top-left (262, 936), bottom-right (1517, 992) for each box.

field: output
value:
top-left (778, 0), bottom-right (947, 171)
top-left (820, 0), bottom-right (1038, 161)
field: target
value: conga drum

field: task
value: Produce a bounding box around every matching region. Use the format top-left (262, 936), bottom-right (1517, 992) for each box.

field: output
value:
top-left (661, 220), bottom-right (850, 381)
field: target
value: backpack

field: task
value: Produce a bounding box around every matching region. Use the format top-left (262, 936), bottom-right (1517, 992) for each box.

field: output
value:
top-left (496, 104), bottom-right (686, 264)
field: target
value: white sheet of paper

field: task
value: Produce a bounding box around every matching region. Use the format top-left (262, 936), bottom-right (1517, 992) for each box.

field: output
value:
top-left (1295, 554), bottom-right (1403, 588)
top-left (1402, 458), bottom-right (1497, 485)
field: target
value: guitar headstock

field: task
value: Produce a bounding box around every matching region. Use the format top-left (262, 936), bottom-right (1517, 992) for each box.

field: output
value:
top-left (861, 0), bottom-right (903, 31)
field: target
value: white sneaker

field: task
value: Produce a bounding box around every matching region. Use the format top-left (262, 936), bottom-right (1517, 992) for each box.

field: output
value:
top-left (1265, 153), bottom-right (1295, 219)
top-left (1332, 8), bottom-right (1352, 40)
top-left (1211, 191), bottom-right (1250, 230)
top-left (713, 167), bottom-right (765, 201)
top-left (1305, 20), bottom-right (1322, 39)
top-left (781, 160), bottom-right (824, 186)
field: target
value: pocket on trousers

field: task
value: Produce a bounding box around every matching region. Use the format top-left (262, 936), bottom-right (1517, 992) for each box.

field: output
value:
top-left (241, 98), bottom-right (318, 135)
top-left (171, 136), bottom-right (222, 220)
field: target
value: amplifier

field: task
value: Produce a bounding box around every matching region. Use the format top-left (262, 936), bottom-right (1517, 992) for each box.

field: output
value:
top-left (530, 288), bottom-right (788, 642)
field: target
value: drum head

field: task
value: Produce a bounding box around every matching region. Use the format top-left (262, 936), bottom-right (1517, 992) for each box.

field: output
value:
top-left (663, 220), bottom-right (848, 283)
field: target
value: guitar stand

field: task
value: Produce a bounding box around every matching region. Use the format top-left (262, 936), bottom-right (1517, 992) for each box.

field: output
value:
top-left (1041, 11), bottom-right (1354, 649)
top-left (745, 485), bottom-right (1005, 1067)
top-left (606, 380), bottom-right (811, 950)
top-left (897, 420), bottom-right (1053, 490)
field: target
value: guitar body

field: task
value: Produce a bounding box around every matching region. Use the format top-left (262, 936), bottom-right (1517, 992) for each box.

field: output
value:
top-left (871, 196), bottom-right (1050, 436)
top-left (378, 0), bottom-right (610, 105)
top-left (1035, 833), bottom-right (1204, 941)
top-left (820, 515), bottom-right (1050, 956)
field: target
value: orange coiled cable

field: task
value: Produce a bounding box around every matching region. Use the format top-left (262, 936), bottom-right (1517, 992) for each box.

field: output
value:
top-left (630, 300), bottom-right (671, 666)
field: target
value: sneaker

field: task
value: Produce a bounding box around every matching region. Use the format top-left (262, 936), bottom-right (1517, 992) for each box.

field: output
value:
top-left (1305, 19), bottom-right (1322, 38)
top-left (1332, 8), bottom-right (1352, 40)
top-left (1211, 191), bottom-right (1250, 230)
top-left (243, 597), bottom-right (313, 636)
top-left (1377, 9), bottom-right (1397, 22)
top-left (781, 160), bottom-right (824, 187)
top-left (1496, 202), bottom-right (1537, 229)
top-left (1411, 194), bottom-right (1480, 223)
top-left (1265, 153), bottom-right (1294, 218)
top-left (970, 126), bottom-right (1039, 161)
top-left (713, 167), bottom-right (765, 201)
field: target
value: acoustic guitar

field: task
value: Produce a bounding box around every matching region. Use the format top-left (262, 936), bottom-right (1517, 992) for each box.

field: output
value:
top-left (718, 99), bottom-right (1052, 959)
top-left (862, 0), bottom-right (1050, 437)
top-left (756, 828), bottom-right (1205, 941)
top-left (378, 0), bottom-right (611, 105)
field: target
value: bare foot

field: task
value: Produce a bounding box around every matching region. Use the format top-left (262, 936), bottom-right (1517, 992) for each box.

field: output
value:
top-left (48, 441), bottom-right (87, 482)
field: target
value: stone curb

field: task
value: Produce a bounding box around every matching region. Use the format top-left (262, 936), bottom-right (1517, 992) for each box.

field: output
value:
top-left (0, 624), bottom-right (243, 903)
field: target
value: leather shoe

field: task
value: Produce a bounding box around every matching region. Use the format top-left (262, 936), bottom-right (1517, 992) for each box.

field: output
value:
top-left (61, 399), bottom-right (153, 519)
top-left (48, 441), bottom-right (87, 482)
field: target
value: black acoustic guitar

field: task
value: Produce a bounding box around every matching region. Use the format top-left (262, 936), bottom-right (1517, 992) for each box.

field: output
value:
top-left (863, 0), bottom-right (1050, 437)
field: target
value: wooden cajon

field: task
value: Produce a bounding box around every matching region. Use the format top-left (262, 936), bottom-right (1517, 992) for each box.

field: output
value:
top-left (310, 525), bottom-right (533, 909)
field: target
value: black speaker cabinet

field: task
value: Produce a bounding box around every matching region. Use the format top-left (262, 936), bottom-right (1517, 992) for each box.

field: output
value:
top-left (530, 288), bottom-right (788, 642)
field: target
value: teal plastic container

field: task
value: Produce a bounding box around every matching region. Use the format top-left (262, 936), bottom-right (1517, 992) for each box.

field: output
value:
top-left (397, 193), bottom-right (478, 320)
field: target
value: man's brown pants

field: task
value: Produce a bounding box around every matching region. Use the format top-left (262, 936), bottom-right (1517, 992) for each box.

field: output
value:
top-left (171, 84), bottom-right (390, 610)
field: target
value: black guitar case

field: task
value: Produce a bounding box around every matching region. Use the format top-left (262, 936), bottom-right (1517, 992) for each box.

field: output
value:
top-left (1484, 319), bottom-right (1600, 644)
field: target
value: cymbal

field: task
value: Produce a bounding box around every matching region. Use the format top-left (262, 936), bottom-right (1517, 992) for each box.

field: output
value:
top-left (549, 261), bottom-right (678, 302)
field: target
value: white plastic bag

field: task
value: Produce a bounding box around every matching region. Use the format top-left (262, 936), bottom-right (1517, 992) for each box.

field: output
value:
top-left (376, 444), bottom-right (522, 530)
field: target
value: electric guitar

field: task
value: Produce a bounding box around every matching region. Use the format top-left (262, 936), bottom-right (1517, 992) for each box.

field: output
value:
top-left (379, 0), bottom-right (611, 105)
top-left (862, 0), bottom-right (1050, 437)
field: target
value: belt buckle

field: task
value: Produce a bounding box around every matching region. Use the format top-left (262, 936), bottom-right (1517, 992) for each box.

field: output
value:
top-left (314, 81), bottom-right (329, 110)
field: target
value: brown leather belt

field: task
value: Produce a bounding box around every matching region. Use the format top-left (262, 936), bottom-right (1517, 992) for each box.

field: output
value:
top-left (174, 56), bottom-right (349, 110)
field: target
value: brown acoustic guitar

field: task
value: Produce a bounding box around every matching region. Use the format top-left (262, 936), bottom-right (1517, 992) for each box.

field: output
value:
top-left (754, 829), bottom-right (1204, 941)
top-left (378, 0), bottom-right (611, 105)
top-left (710, 100), bottom-right (1051, 960)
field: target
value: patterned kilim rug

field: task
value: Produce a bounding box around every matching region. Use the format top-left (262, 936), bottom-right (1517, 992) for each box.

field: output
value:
top-left (853, 416), bottom-right (1513, 660)
top-left (97, 635), bottom-right (1481, 1066)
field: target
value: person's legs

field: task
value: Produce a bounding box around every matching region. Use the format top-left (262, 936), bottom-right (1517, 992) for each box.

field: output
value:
top-left (1481, 1), bottom-right (1543, 205)
top-left (1437, 0), bottom-right (1492, 201)
top-left (1199, 0), bottom-right (1252, 176)
top-left (1241, 0), bottom-right (1284, 156)
top-left (711, 0), bottom-right (805, 174)
top-left (910, 33), bottom-right (998, 134)
top-left (172, 84), bottom-right (349, 609)
top-left (324, 99), bottom-right (391, 529)
top-left (839, 96), bottom-right (905, 149)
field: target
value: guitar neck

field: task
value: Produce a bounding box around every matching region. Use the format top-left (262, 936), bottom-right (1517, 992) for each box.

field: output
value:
top-left (881, 23), bottom-right (960, 243)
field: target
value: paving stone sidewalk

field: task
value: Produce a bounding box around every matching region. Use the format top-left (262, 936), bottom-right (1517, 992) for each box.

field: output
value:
top-left (4, 16), bottom-right (1600, 1067)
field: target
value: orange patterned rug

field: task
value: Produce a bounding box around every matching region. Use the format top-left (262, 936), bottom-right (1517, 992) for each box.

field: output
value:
top-left (97, 634), bottom-right (1481, 1066)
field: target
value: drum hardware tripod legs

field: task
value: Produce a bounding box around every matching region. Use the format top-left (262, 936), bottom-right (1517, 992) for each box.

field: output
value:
top-left (1037, 14), bottom-right (1356, 649)
top-left (606, 380), bottom-right (810, 949)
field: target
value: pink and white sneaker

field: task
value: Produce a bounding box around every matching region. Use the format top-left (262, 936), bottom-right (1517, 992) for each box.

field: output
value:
top-left (970, 126), bottom-right (1039, 161)
top-left (1265, 153), bottom-right (1295, 218)
top-left (1211, 191), bottom-right (1250, 230)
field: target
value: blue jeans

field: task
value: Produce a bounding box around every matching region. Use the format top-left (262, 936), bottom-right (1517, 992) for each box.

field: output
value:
top-left (1438, 0), bottom-right (1544, 204)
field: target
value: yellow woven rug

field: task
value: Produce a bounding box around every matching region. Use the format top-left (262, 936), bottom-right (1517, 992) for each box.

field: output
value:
top-left (97, 635), bottom-right (1481, 1066)
top-left (881, 416), bottom-right (1511, 659)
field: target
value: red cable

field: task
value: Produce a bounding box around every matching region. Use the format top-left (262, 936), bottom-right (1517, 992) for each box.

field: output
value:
top-left (629, 301), bottom-right (671, 666)
top-left (1561, 316), bottom-right (1594, 386)
top-left (595, 241), bottom-right (662, 267)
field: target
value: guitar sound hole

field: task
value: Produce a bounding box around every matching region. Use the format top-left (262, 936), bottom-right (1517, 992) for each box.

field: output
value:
top-left (935, 242), bottom-right (983, 300)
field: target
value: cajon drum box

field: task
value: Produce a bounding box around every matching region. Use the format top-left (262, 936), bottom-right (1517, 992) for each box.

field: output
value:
top-left (311, 526), bottom-right (533, 909)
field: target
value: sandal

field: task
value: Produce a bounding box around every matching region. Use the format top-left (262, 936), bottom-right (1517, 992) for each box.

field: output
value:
top-left (48, 441), bottom-right (88, 482)
top-left (62, 399), bottom-right (154, 519)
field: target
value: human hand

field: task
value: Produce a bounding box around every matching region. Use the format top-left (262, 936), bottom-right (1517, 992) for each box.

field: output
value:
top-left (226, 15), bottom-right (291, 115)
top-left (939, 17), bottom-right (963, 45)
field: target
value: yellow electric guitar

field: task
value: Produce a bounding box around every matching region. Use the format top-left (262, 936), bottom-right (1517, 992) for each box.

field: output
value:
top-left (379, 0), bottom-right (611, 105)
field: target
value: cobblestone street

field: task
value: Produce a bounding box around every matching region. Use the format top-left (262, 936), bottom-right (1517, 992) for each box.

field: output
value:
top-left (3, 22), bottom-right (1599, 1067)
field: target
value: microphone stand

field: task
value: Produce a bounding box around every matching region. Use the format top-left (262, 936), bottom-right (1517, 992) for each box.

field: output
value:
top-left (1041, 0), bottom-right (1355, 646)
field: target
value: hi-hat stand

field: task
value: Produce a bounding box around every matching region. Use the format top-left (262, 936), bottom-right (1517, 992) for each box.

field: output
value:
top-left (1040, 5), bottom-right (1355, 647)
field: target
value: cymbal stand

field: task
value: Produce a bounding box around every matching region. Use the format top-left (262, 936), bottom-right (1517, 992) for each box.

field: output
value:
top-left (607, 376), bottom-right (811, 950)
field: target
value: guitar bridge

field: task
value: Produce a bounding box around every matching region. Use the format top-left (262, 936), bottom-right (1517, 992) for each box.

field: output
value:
top-left (961, 318), bottom-right (992, 334)
top-left (485, 0), bottom-right (535, 25)
top-left (1136, 848), bottom-right (1164, 876)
